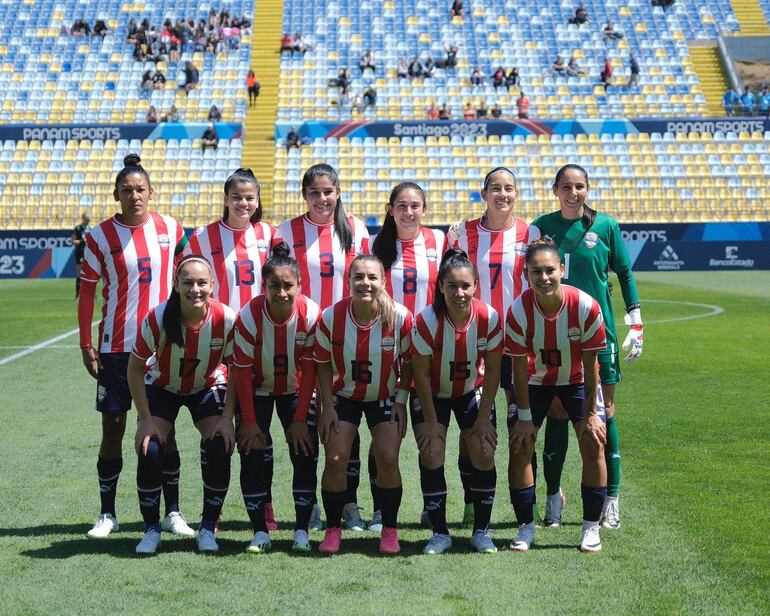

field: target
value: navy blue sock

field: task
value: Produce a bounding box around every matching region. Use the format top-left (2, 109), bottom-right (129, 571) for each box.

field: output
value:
top-left (458, 455), bottom-right (472, 504)
top-left (581, 484), bottom-right (608, 523)
top-left (240, 450), bottom-right (267, 533)
top-left (471, 466), bottom-right (496, 532)
top-left (161, 450), bottom-right (181, 515)
top-left (137, 439), bottom-right (163, 529)
top-left (97, 456), bottom-right (122, 516)
top-left (509, 484), bottom-right (535, 525)
top-left (201, 435), bottom-right (231, 526)
top-left (377, 485), bottom-right (403, 529)
top-left (345, 432), bottom-right (361, 504)
top-left (420, 463), bottom-right (448, 534)
top-left (369, 452), bottom-right (380, 511)
top-left (321, 489), bottom-right (347, 528)
top-left (264, 434), bottom-right (274, 502)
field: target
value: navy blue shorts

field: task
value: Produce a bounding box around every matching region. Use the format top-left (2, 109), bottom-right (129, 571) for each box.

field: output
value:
top-left (411, 388), bottom-right (496, 431)
top-left (507, 383), bottom-right (585, 429)
top-left (235, 392), bottom-right (318, 433)
top-left (95, 352), bottom-right (132, 414)
top-left (335, 395), bottom-right (394, 429)
top-left (146, 383), bottom-right (227, 424)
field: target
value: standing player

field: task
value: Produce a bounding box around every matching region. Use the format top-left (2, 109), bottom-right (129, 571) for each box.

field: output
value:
top-left (411, 249), bottom-right (502, 554)
top-left (78, 154), bottom-right (193, 539)
top-left (230, 243), bottom-right (322, 553)
top-left (534, 164), bottom-right (643, 529)
top-left (183, 168), bottom-right (284, 530)
top-left (364, 181), bottom-right (446, 530)
top-left (72, 212), bottom-right (91, 299)
top-left (275, 163), bottom-right (370, 532)
top-left (314, 255), bottom-right (413, 554)
top-left (506, 239), bottom-right (608, 552)
top-left (129, 255), bottom-right (236, 554)
top-left (449, 167), bottom-right (540, 524)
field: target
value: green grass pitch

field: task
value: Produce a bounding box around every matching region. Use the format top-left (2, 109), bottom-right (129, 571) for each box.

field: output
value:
top-left (0, 272), bottom-right (768, 615)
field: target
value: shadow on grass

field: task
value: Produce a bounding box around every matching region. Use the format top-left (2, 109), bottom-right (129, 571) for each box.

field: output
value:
top-left (0, 522), bottom-right (145, 537)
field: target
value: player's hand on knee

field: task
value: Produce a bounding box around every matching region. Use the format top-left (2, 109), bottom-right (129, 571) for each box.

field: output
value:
top-left (509, 419), bottom-right (535, 454)
top-left (391, 402), bottom-right (408, 439)
top-left (286, 421), bottom-right (314, 456)
top-left (583, 413), bottom-right (607, 447)
top-left (318, 410), bottom-right (339, 445)
top-left (622, 309), bottom-right (643, 362)
top-left (210, 415), bottom-right (235, 454)
top-left (472, 418), bottom-right (497, 453)
top-left (237, 422), bottom-right (266, 455)
top-left (136, 418), bottom-right (161, 456)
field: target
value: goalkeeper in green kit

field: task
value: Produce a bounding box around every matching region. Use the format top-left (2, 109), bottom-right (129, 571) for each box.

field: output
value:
top-left (533, 164), bottom-right (643, 530)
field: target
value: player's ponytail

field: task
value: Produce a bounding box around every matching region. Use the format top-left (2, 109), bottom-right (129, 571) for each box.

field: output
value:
top-left (115, 153), bottom-right (151, 189)
top-left (223, 167), bottom-right (262, 223)
top-left (302, 164), bottom-right (352, 253)
top-left (371, 182), bottom-right (426, 269)
top-left (432, 248), bottom-right (478, 316)
top-left (553, 163), bottom-right (596, 229)
top-left (262, 241), bottom-right (300, 281)
top-left (163, 254), bottom-right (213, 347)
top-left (350, 254), bottom-right (394, 331)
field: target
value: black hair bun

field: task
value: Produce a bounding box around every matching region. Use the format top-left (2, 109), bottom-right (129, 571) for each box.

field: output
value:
top-left (272, 241), bottom-right (291, 258)
top-left (123, 153), bottom-right (142, 167)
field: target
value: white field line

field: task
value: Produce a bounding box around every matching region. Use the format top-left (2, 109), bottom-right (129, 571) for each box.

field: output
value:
top-left (643, 299), bottom-right (724, 324)
top-left (0, 324), bottom-right (94, 366)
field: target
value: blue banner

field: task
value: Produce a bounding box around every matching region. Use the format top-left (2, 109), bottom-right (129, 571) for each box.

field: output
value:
top-left (0, 122), bottom-right (243, 142)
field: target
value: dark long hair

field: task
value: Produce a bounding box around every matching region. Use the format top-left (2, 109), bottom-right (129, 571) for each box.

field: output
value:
top-left (371, 181), bottom-right (426, 269)
top-left (432, 249), bottom-right (478, 316)
top-left (223, 167), bottom-right (262, 223)
top-left (301, 163), bottom-right (352, 253)
top-left (553, 164), bottom-right (596, 229)
top-left (163, 254), bottom-right (212, 347)
top-left (115, 154), bottom-right (151, 189)
top-left (262, 241), bottom-right (300, 281)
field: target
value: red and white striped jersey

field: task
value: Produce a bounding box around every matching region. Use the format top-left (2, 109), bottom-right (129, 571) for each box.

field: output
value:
top-left (451, 217), bottom-right (540, 323)
top-left (506, 285), bottom-right (606, 386)
top-left (232, 294), bottom-right (321, 396)
top-left (81, 212), bottom-right (184, 353)
top-left (314, 298), bottom-right (412, 402)
top-left (274, 214), bottom-right (369, 310)
top-left (133, 299), bottom-right (237, 395)
top-left (412, 298), bottom-right (503, 399)
top-left (184, 220), bottom-right (274, 310)
top-left (363, 227), bottom-right (447, 315)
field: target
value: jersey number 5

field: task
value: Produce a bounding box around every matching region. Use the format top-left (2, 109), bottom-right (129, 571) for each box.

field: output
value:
top-left (449, 360), bottom-right (471, 380)
top-left (137, 257), bottom-right (152, 284)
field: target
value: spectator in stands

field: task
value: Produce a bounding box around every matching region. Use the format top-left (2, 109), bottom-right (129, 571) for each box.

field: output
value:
top-left (208, 105), bottom-right (222, 122)
top-left (506, 67), bottom-right (520, 88)
top-left (477, 100), bottom-right (489, 118)
top-left (423, 57), bottom-right (436, 79)
top-left (759, 86), bottom-right (770, 117)
top-left (286, 127), bottom-right (301, 151)
top-left (202, 123), bottom-right (218, 150)
top-left (600, 57), bottom-right (613, 91)
top-left (463, 102), bottom-right (477, 120)
top-left (351, 94), bottom-right (365, 114)
top-left (93, 19), bottom-right (109, 37)
top-left (363, 86), bottom-right (377, 107)
top-left (152, 69), bottom-right (166, 89)
top-left (408, 57), bottom-right (424, 79)
top-left (722, 87), bottom-right (739, 116)
top-left (651, 0), bottom-right (675, 9)
top-left (293, 31), bottom-right (309, 54)
top-left (397, 58), bottom-right (409, 79)
top-left (331, 69), bottom-right (351, 95)
top-left (739, 86), bottom-right (755, 115)
top-left (435, 44), bottom-right (458, 69)
top-left (162, 104), bottom-right (180, 122)
top-left (438, 103), bottom-right (451, 120)
top-left (71, 19), bottom-right (91, 37)
top-left (517, 91), bottom-right (531, 119)
top-left (603, 19), bottom-right (624, 40)
top-left (427, 103), bottom-right (440, 120)
top-left (628, 53), bottom-right (640, 89)
top-left (127, 18), bottom-right (140, 43)
top-left (450, 0), bottom-right (464, 18)
top-left (247, 70), bottom-right (260, 107)
top-left (359, 49), bottom-right (376, 75)
top-left (141, 70), bottom-right (154, 93)
top-left (471, 66), bottom-right (484, 86)
top-left (567, 54), bottom-right (585, 77)
top-left (146, 106), bottom-right (159, 123)
top-left (491, 103), bottom-right (502, 118)
top-left (491, 66), bottom-right (506, 89)
top-left (553, 55), bottom-right (566, 75)
top-left (182, 61), bottom-right (200, 93)
top-left (568, 4), bottom-right (588, 25)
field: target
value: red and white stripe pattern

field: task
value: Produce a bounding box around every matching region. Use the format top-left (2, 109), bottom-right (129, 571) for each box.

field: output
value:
top-left (412, 298), bottom-right (503, 399)
top-left (274, 214), bottom-right (368, 310)
top-left (80, 212), bottom-right (183, 353)
top-left (314, 298), bottom-right (412, 402)
top-left (452, 217), bottom-right (540, 322)
top-left (184, 220), bottom-right (274, 310)
top-left (506, 285), bottom-right (607, 386)
top-left (232, 294), bottom-right (321, 396)
top-left (133, 299), bottom-right (236, 395)
top-left (363, 227), bottom-right (447, 315)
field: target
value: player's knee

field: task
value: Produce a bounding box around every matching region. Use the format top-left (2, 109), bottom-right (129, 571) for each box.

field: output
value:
top-left (373, 445), bottom-right (399, 472)
top-left (101, 414), bottom-right (126, 440)
top-left (203, 435), bottom-right (231, 475)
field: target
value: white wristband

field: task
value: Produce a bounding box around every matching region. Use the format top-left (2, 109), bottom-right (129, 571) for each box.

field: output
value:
top-left (395, 389), bottom-right (409, 405)
top-left (517, 407), bottom-right (532, 421)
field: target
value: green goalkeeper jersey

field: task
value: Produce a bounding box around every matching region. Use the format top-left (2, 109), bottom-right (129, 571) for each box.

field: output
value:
top-left (533, 210), bottom-right (640, 349)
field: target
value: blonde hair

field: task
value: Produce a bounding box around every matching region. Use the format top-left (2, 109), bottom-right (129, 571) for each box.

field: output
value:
top-left (349, 254), bottom-right (395, 331)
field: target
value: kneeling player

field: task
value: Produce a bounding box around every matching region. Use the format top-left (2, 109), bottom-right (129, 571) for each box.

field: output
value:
top-left (128, 255), bottom-right (236, 555)
top-left (506, 239), bottom-right (608, 553)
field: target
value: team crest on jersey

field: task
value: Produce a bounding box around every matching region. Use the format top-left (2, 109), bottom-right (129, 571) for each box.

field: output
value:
top-left (157, 234), bottom-right (171, 248)
top-left (514, 242), bottom-right (527, 256)
top-left (256, 239), bottom-right (268, 252)
top-left (210, 337), bottom-right (225, 350)
top-left (426, 249), bottom-right (438, 262)
top-left (477, 337), bottom-right (488, 350)
top-left (567, 327), bottom-right (581, 341)
top-left (584, 232), bottom-right (598, 249)
top-left (381, 337), bottom-right (396, 352)
top-left (295, 332), bottom-right (307, 346)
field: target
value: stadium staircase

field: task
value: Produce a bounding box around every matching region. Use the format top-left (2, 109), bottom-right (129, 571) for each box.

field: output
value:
top-left (243, 0), bottom-right (284, 214)
top-left (688, 46), bottom-right (730, 116)
top-left (731, 0), bottom-right (770, 34)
